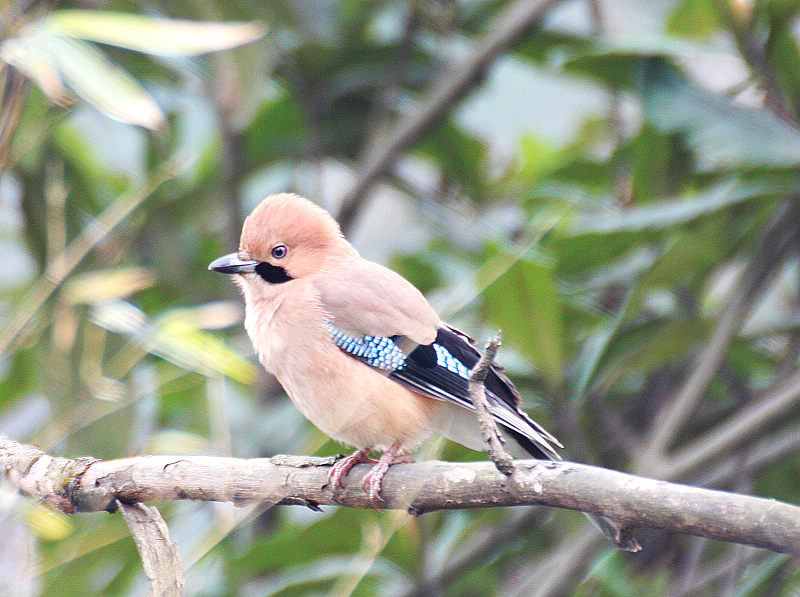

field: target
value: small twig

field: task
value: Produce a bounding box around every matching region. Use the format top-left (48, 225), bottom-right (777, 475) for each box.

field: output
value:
top-left (712, 0), bottom-right (795, 122)
top-left (118, 501), bottom-right (185, 597)
top-left (468, 332), bottom-right (514, 475)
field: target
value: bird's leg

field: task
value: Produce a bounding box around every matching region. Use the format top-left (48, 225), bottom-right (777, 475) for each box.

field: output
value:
top-left (362, 440), bottom-right (414, 505)
top-left (329, 447), bottom-right (376, 496)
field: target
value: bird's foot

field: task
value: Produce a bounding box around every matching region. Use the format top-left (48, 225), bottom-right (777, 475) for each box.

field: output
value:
top-left (362, 444), bottom-right (414, 506)
top-left (329, 448), bottom-right (376, 496)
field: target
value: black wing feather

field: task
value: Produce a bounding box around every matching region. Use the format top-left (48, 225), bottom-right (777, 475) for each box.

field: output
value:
top-left (434, 327), bottom-right (522, 408)
top-left (391, 326), bottom-right (562, 460)
top-left (325, 319), bottom-right (562, 460)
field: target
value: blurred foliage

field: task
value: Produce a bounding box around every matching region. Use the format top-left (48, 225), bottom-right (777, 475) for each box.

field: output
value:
top-left (2, 0), bottom-right (800, 595)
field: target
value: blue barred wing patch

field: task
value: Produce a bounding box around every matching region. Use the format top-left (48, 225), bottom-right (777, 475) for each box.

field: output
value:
top-left (325, 320), bottom-right (408, 372)
top-left (433, 343), bottom-right (471, 378)
top-left (325, 319), bottom-right (476, 414)
top-left (325, 320), bottom-right (472, 380)
top-left (324, 320), bottom-right (561, 460)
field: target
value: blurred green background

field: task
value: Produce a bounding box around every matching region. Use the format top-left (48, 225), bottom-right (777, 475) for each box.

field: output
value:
top-left (2, 0), bottom-right (800, 595)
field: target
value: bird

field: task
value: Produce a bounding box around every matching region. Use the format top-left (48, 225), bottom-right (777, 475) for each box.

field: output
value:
top-left (209, 192), bottom-right (639, 551)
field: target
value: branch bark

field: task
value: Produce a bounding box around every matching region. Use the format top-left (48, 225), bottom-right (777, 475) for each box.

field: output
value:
top-left (1, 436), bottom-right (798, 555)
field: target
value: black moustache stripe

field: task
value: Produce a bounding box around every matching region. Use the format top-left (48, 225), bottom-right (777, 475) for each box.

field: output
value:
top-left (255, 262), bottom-right (293, 284)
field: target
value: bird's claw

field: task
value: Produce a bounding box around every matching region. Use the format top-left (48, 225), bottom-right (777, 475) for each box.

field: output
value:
top-left (328, 444), bottom-right (413, 506)
top-left (362, 453), bottom-right (414, 506)
top-left (362, 462), bottom-right (388, 505)
top-left (328, 449), bottom-right (376, 497)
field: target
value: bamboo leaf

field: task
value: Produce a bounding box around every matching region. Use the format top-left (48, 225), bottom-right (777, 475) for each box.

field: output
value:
top-left (40, 34), bottom-right (165, 129)
top-left (47, 10), bottom-right (265, 57)
top-left (150, 318), bottom-right (256, 384)
top-left (24, 504), bottom-right (73, 541)
top-left (63, 267), bottom-right (155, 304)
top-left (91, 300), bottom-right (256, 384)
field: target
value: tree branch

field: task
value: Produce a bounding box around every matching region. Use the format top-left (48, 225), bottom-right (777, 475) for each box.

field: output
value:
top-left (336, 0), bottom-right (565, 231)
top-left (1, 436), bottom-right (798, 555)
top-left (0, 65), bottom-right (30, 173)
top-left (637, 195), bottom-right (800, 471)
top-left (662, 369), bottom-right (800, 479)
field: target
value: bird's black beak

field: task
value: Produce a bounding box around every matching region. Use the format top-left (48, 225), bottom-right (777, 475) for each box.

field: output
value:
top-left (208, 252), bottom-right (259, 274)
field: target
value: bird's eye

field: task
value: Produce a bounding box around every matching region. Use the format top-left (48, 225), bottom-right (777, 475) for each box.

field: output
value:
top-left (271, 244), bottom-right (288, 259)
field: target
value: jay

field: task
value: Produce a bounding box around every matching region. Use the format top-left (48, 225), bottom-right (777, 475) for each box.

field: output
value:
top-left (210, 192), bottom-right (637, 550)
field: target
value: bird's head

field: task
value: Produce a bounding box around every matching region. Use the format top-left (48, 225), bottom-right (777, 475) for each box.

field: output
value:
top-left (209, 192), bottom-right (356, 285)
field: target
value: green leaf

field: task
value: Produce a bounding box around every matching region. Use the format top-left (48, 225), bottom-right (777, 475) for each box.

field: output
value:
top-left (150, 317), bottom-right (256, 384)
top-left (25, 503), bottom-right (74, 541)
top-left (389, 253), bottom-right (442, 295)
top-left (630, 124), bottom-right (691, 202)
top-left (480, 244), bottom-right (564, 389)
top-left (244, 95), bottom-right (306, 169)
top-left (514, 31), bottom-right (591, 65)
top-left (417, 120), bottom-right (488, 200)
top-left (767, 26), bottom-right (800, 116)
top-left (641, 58), bottom-right (800, 169)
top-left (571, 317), bottom-right (621, 401)
top-left (597, 33), bottom-right (717, 58)
top-left (46, 10), bottom-right (265, 57)
top-left (623, 227), bottom-right (723, 319)
top-left (584, 550), bottom-right (670, 596)
top-left (596, 317), bottom-right (711, 392)
top-left (517, 134), bottom-right (574, 185)
top-left (547, 229), bottom-right (644, 276)
top-left (763, 0), bottom-right (800, 23)
top-left (667, 0), bottom-right (719, 38)
top-left (229, 508), bottom-right (374, 578)
top-left (570, 178), bottom-right (785, 234)
top-left (562, 33), bottom-right (715, 89)
top-left (731, 553), bottom-right (790, 597)
top-left (547, 179), bottom-right (780, 280)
